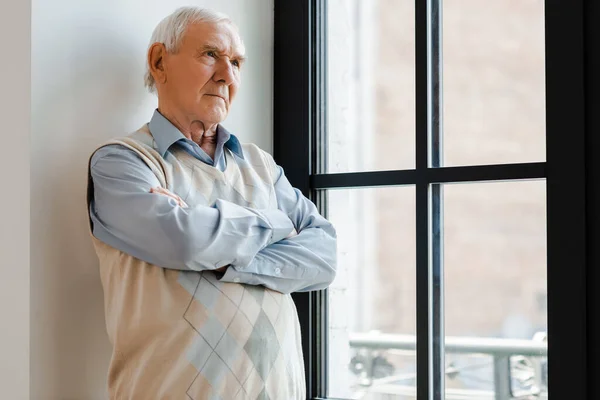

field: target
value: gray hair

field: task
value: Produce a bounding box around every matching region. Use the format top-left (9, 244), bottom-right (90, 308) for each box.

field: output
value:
top-left (144, 7), bottom-right (233, 94)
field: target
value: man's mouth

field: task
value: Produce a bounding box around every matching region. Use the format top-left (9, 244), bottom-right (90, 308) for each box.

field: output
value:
top-left (206, 94), bottom-right (226, 102)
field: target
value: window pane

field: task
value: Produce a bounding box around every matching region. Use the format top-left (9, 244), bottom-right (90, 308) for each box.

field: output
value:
top-left (327, 186), bottom-right (416, 399)
top-left (444, 181), bottom-right (548, 399)
top-left (327, 0), bottom-right (415, 173)
top-left (443, 0), bottom-right (546, 166)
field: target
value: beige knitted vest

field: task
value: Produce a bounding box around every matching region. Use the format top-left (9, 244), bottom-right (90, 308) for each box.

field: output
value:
top-left (87, 124), bottom-right (305, 400)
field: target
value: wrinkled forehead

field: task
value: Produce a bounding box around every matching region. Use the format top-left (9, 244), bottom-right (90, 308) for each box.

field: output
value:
top-left (184, 21), bottom-right (245, 56)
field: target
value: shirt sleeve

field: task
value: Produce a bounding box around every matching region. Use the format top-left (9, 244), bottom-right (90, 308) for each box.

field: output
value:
top-left (218, 157), bottom-right (338, 294)
top-left (89, 145), bottom-right (295, 271)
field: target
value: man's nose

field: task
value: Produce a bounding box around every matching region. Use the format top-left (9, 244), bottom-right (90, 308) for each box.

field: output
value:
top-left (213, 58), bottom-right (235, 86)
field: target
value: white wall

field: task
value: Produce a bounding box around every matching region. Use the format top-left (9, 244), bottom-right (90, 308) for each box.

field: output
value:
top-left (30, 0), bottom-right (273, 398)
top-left (1, 0), bottom-right (31, 398)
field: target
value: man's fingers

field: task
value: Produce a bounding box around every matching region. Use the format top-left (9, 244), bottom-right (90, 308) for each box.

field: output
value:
top-left (150, 187), bottom-right (189, 208)
top-left (150, 187), bottom-right (170, 195)
top-left (286, 228), bottom-right (298, 239)
top-left (150, 187), bottom-right (177, 200)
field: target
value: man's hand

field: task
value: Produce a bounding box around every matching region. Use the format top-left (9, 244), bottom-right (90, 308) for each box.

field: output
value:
top-left (286, 228), bottom-right (298, 239)
top-left (150, 187), bottom-right (189, 208)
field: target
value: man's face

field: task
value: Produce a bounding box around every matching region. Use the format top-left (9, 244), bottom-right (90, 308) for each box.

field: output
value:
top-left (160, 21), bottom-right (245, 125)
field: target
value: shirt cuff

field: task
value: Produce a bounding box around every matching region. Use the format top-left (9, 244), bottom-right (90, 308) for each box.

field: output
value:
top-left (217, 266), bottom-right (257, 285)
top-left (260, 209), bottom-right (295, 245)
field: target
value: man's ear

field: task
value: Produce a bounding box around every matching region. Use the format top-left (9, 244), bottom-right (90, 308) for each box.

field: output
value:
top-left (148, 43), bottom-right (168, 85)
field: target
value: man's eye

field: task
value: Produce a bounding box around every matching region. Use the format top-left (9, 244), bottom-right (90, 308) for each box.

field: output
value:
top-left (206, 51), bottom-right (217, 58)
top-left (231, 60), bottom-right (240, 68)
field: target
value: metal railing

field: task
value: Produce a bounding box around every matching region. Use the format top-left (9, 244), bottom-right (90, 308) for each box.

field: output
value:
top-left (348, 332), bottom-right (548, 399)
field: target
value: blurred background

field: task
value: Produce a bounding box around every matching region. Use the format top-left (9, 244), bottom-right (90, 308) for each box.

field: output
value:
top-left (326, 0), bottom-right (547, 398)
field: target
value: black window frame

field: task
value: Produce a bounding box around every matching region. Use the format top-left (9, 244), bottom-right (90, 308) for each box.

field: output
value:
top-left (274, 1), bottom-right (597, 399)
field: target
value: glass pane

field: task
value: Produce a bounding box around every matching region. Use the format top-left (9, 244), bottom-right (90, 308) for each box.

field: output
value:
top-left (327, 0), bottom-right (415, 173)
top-left (444, 181), bottom-right (548, 399)
top-left (443, 0), bottom-right (546, 166)
top-left (327, 186), bottom-right (416, 399)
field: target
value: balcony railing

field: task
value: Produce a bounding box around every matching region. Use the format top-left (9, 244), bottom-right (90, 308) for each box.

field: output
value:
top-left (348, 332), bottom-right (548, 400)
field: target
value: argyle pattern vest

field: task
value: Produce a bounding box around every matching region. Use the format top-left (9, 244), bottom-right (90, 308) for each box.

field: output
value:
top-left (87, 124), bottom-right (305, 400)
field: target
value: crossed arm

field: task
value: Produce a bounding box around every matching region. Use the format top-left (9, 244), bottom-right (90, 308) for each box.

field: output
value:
top-left (89, 145), bottom-right (337, 294)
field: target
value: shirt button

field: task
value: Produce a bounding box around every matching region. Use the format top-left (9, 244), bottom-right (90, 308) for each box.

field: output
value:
top-left (275, 268), bottom-right (281, 275)
top-left (233, 277), bottom-right (241, 283)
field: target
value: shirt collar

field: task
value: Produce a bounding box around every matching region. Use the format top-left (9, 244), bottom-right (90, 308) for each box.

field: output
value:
top-left (148, 109), bottom-right (244, 159)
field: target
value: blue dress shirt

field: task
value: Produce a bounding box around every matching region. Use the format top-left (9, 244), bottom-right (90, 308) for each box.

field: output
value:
top-left (89, 110), bottom-right (337, 294)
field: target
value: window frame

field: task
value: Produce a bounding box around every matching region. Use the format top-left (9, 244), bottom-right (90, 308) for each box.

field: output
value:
top-left (273, 0), bottom-right (592, 399)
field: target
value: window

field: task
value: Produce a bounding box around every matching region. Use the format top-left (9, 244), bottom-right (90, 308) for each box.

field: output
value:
top-left (274, 1), bottom-right (591, 399)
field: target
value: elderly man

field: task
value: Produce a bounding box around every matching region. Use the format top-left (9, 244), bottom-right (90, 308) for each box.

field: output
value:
top-left (86, 6), bottom-right (337, 399)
